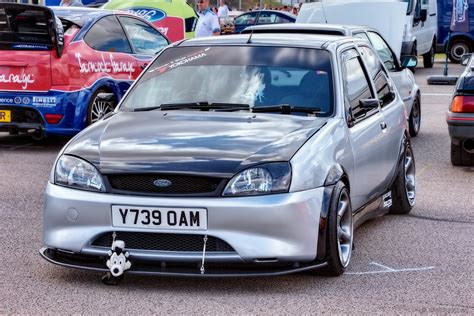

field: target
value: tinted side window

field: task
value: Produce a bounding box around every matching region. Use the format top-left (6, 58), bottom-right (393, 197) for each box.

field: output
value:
top-left (342, 49), bottom-right (374, 120)
top-left (119, 17), bottom-right (168, 55)
top-left (360, 46), bottom-right (395, 107)
top-left (367, 31), bottom-right (397, 71)
top-left (84, 16), bottom-right (132, 53)
top-left (234, 12), bottom-right (257, 25)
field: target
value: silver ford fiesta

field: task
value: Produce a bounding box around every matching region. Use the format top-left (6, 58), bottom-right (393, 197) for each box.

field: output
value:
top-left (41, 34), bottom-right (416, 282)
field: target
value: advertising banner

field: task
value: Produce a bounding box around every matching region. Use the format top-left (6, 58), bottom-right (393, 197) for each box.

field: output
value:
top-left (451, 0), bottom-right (470, 32)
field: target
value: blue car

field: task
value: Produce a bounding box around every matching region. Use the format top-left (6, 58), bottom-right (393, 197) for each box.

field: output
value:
top-left (233, 10), bottom-right (295, 34)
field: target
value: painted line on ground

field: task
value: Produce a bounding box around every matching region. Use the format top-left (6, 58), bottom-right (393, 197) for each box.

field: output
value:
top-left (347, 262), bottom-right (435, 275)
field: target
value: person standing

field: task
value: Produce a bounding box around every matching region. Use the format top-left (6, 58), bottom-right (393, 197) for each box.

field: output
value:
top-left (59, 0), bottom-right (84, 6)
top-left (217, 0), bottom-right (229, 18)
top-left (195, 0), bottom-right (221, 38)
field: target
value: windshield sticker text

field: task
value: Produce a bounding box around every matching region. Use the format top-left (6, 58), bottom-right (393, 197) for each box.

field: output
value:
top-left (75, 53), bottom-right (135, 78)
top-left (0, 72), bottom-right (35, 90)
top-left (148, 48), bottom-right (210, 75)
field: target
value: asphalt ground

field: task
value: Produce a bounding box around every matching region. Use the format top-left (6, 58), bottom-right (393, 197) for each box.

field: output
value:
top-left (0, 61), bottom-right (473, 314)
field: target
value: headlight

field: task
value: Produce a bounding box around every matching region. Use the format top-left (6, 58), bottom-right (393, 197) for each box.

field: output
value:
top-left (54, 155), bottom-right (105, 192)
top-left (223, 162), bottom-right (291, 196)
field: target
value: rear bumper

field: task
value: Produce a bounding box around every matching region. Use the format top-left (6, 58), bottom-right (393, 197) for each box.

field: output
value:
top-left (0, 90), bottom-right (87, 136)
top-left (447, 111), bottom-right (474, 141)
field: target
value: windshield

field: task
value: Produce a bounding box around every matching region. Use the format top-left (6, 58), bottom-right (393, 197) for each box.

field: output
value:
top-left (120, 45), bottom-right (334, 116)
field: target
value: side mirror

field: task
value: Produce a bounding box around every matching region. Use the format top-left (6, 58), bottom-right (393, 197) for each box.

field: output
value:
top-left (460, 53), bottom-right (472, 66)
top-left (359, 99), bottom-right (380, 109)
top-left (401, 55), bottom-right (418, 68)
top-left (420, 9), bottom-right (427, 22)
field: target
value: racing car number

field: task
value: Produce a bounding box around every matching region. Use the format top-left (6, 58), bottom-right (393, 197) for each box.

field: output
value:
top-left (112, 205), bottom-right (207, 230)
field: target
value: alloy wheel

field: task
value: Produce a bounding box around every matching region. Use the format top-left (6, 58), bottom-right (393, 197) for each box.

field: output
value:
top-left (90, 97), bottom-right (114, 124)
top-left (404, 147), bottom-right (416, 206)
top-left (336, 189), bottom-right (353, 268)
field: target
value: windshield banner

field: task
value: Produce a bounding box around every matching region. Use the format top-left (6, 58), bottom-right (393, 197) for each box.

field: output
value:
top-left (451, 0), bottom-right (470, 32)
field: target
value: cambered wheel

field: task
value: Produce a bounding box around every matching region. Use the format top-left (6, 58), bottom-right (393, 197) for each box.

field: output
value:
top-left (409, 95), bottom-right (421, 137)
top-left (324, 181), bottom-right (353, 276)
top-left (423, 44), bottom-right (435, 68)
top-left (448, 39), bottom-right (472, 64)
top-left (87, 89), bottom-right (116, 126)
top-left (389, 141), bottom-right (416, 214)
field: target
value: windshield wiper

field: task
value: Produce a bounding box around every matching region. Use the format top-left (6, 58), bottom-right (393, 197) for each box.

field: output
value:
top-left (134, 102), bottom-right (251, 112)
top-left (251, 104), bottom-right (323, 115)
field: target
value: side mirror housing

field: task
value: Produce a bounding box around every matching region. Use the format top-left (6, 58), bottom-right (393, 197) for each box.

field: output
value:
top-left (461, 53), bottom-right (472, 66)
top-left (401, 55), bottom-right (418, 68)
top-left (420, 9), bottom-right (427, 22)
top-left (359, 99), bottom-right (380, 109)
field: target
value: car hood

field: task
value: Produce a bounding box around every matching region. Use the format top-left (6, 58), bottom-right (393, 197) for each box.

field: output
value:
top-left (64, 111), bottom-right (327, 177)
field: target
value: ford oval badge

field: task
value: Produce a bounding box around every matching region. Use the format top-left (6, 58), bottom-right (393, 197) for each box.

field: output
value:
top-left (126, 7), bottom-right (166, 23)
top-left (153, 179), bottom-right (172, 188)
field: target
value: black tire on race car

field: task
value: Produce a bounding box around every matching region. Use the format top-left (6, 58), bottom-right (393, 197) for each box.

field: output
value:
top-left (86, 89), bottom-right (117, 126)
top-left (324, 181), bottom-right (353, 276)
top-left (389, 141), bottom-right (416, 215)
top-left (409, 95), bottom-right (421, 137)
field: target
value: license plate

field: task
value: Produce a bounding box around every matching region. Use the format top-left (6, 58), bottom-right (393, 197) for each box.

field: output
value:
top-left (0, 110), bottom-right (11, 123)
top-left (112, 205), bottom-right (207, 230)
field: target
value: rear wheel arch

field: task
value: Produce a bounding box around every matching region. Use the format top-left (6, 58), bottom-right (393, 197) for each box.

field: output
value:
top-left (86, 85), bottom-right (118, 126)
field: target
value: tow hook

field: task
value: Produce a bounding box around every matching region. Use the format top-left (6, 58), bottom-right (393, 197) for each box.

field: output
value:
top-left (101, 233), bottom-right (131, 285)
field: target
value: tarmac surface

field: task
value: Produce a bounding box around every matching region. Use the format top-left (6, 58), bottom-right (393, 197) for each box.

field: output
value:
top-left (0, 61), bottom-right (473, 313)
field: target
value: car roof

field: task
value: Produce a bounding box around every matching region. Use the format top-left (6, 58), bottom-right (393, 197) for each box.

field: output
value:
top-left (237, 10), bottom-right (296, 19)
top-left (178, 33), bottom-right (354, 50)
top-left (242, 23), bottom-right (372, 35)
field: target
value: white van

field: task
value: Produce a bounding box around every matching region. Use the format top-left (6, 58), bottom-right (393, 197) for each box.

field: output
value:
top-left (297, 0), bottom-right (438, 68)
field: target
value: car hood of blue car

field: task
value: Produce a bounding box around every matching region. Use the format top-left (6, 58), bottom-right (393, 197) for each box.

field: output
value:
top-left (64, 111), bottom-right (327, 177)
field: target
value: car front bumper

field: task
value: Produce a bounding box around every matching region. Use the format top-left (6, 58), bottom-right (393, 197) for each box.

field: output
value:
top-left (41, 183), bottom-right (329, 276)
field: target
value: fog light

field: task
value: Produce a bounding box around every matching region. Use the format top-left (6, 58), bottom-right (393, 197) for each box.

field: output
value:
top-left (45, 114), bottom-right (63, 124)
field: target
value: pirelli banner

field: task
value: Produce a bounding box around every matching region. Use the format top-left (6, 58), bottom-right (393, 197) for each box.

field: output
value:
top-left (451, 0), bottom-right (470, 32)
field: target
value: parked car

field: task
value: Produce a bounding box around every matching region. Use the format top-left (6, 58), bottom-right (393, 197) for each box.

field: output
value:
top-left (102, 0), bottom-right (198, 42)
top-left (233, 10), bottom-right (295, 34)
top-left (0, 4), bottom-right (169, 138)
top-left (40, 33), bottom-right (416, 282)
top-left (297, 0), bottom-right (438, 68)
top-left (437, 0), bottom-right (474, 63)
top-left (447, 54), bottom-right (474, 165)
top-left (243, 23), bottom-right (422, 137)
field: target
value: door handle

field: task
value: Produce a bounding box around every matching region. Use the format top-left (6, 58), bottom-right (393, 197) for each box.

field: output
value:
top-left (380, 122), bottom-right (387, 130)
top-left (140, 63), bottom-right (148, 70)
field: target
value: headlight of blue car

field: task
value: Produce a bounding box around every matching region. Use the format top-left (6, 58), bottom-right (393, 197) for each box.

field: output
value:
top-left (223, 162), bottom-right (291, 196)
top-left (54, 155), bottom-right (105, 192)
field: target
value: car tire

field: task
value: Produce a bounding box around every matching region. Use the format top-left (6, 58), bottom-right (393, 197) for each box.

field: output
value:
top-left (87, 89), bottom-right (116, 126)
top-left (448, 39), bottom-right (472, 64)
top-left (389, 140), bottom-right (416, 215)
top-left (324, 181), bottom-right (353, 276)
top-left (409, 95), bottom-right (421, 137)
top-left (451, 141), bottom-right (474, 166)
top-left (423, 43), bottom-right (435, 68)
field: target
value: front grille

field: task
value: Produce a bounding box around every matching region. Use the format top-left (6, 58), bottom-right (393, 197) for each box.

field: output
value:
top-left (0, 106), bottom-right (43, 124)
top-left (91, 232), bottom-right (235, 252)
top-left (107, 174), bottom-right (223, 195)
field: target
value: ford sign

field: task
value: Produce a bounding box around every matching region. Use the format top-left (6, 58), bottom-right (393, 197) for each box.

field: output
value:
top-left (126, 7), bottom-right (166, 23)
top-left (153, 179), bottom-right (172, 188)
